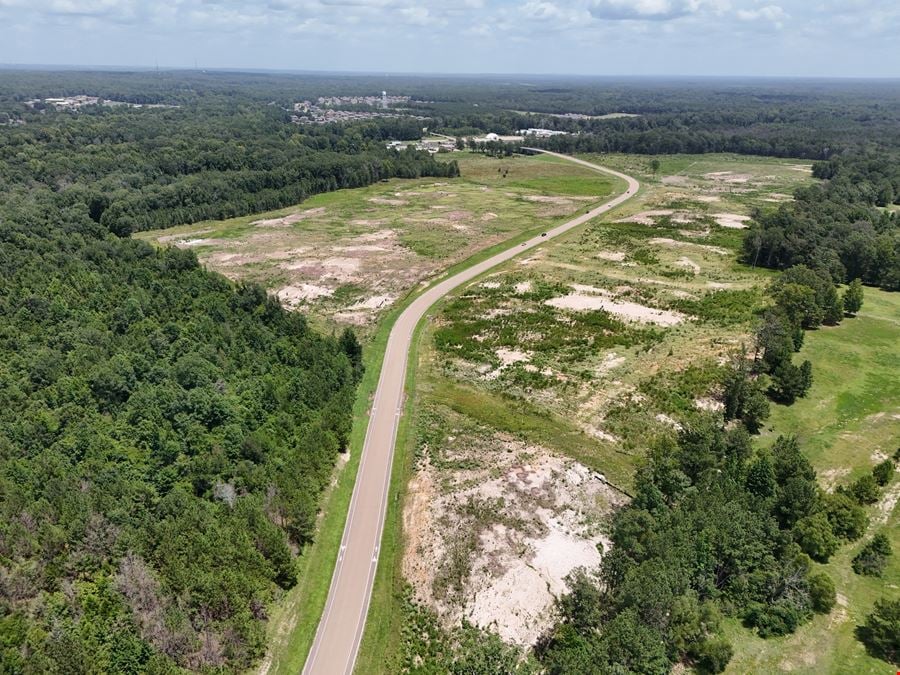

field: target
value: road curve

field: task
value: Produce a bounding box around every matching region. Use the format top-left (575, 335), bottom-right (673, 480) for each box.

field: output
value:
top-left (302, 150), bottom-right (639, 675)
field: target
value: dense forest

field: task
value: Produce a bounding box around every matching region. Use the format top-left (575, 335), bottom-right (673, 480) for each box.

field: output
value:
top-left (0, 94), bottom-right (457, 235)
top-left (0, 189), bottom-right (370, 671)
top-left (744, 156), bottom-right (900, 290)
top-left (0, 71), bottom-right (455, 673)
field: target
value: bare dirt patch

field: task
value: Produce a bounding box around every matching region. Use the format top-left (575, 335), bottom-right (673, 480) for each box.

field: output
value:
top-left (251, 207), bottom-right (326, 227)
top-left (712, 213), bottom-right (752, 229)
top-left (403, 428), bottom-right (626, 647)
top-left (617, 209), bottom-right (697, 226)
top-left (873, 481), bottom-right (900, 526)
top-left (368, 197), bottom-right (408, 206)
top-left (276, 284), bottom-right (334, 307)
top-left (675, 257), bottom-right (701, 275)
top-left (595, 250), bottom-right (627, 262)
top-left (546, 286), bottom-right (686, 326)
top-left (648, 238), bottom-right (729, 255)
top-left (704, 171), bottom-right (752, 184)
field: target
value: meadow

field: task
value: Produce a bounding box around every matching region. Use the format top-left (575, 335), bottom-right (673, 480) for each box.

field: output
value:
top-left (725, 287), bottom-right (900, 674)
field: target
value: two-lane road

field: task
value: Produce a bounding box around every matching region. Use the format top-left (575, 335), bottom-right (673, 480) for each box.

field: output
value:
top-left (303, 150), bottom-right (640, 675)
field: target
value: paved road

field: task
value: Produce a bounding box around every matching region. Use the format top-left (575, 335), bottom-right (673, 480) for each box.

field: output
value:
top-left (302, 150), bottom-right (640, 675)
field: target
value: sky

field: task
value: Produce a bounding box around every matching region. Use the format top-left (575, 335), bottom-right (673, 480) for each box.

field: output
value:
top-left (0, 0), bottom-right (897, 77)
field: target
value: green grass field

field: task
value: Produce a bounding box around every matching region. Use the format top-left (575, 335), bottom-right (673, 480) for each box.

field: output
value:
top-left (726, 287), bottom-right (900, 674)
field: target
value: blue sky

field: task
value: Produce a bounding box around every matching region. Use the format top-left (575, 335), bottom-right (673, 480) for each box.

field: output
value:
top-left (0, 0), bottom-right (896, 77)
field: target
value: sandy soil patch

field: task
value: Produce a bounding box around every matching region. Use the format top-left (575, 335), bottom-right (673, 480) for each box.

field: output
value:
top-left (514, 281), bottom-right (533, 294)
top-left (276, 284), bottom-right (334, 307)
top-left (764, 193), bottom-right (793, 202)
top-left (704, 171), bottom-right (751, 184)
top-left (662, 175), bottom-right (691, 186)
top-left (358, 229), bottom-right (396, 241)
top-left (523, 195), bottom-right (574, 205)
top-left (368, 197), bottom-right (408, 206)
top-left (546, 287), bottom-right (686, 326)
top-left (251, 207), bottom-right (326, 227)
top-left (345, 295), bottom-right (395, 311)
top-left (676, 257), bottom-right (701, 275)
top-left (481, 281), bottom-right (502, 289)
top-left (820, 467), bottom-right (851, 493)
top-left (695, 397), bottom-right (724, 413)
top-left (712, 213), bottom-right (752, 229)
top-left (617, 209), bottom-right (695, 226)
top-left (158, 228), bottom-right (213, 244)
top-left (174, 238), bottom-right (229, 248)
top-left (331, 244), bottom-right (388, 253)
top-left (402, 423), bottom-right (628, 647)
top-left (282, 256), bottom-right (360, 282)
top-left (496, 348), bottom-right (531, 367)
top-left (444, 210), bottom-right (473, 221)
top-left (351, 218), bottom-right (388, 226)
top-left (656, 413), bottom-right (683, 430)
top-left (597, 352), bottom-right (626, 374)
top-left (649, 238), bottom-right (729, 255)
top-left (586, 426), bottom-right (619, 443)
top-left (874, 481), bottom-right (900, 526)
top-left (596, 250), bottom-right (627, 262)
top-left (696, 195), bottom-right (721, 203)
top-left (481, 212), bottom-right (498, 221)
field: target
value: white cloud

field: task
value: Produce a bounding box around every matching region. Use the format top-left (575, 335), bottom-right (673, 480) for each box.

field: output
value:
top-left (589, 0), bottom-right (720, 21)
top-left (737, 4), bottom-right (787, 24)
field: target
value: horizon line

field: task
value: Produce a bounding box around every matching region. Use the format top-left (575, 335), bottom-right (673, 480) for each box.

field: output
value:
top-left (1, 62), bottom-right (899, 82)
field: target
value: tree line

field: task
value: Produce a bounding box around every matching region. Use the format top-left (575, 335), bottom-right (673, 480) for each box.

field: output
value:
top-left (0, 103), bottom-right (457, 237)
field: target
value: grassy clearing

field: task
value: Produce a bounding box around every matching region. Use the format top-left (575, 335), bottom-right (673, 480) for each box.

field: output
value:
top-left (725, 287), bottom-right (900, 674)
top-left (758, 288), bottom-right (900, 477)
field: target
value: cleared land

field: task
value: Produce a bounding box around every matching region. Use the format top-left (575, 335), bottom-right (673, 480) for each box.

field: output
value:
top-left (359, 152), bottom-right (831, 670)
top-left (137, 154), bottom-right (615, 338)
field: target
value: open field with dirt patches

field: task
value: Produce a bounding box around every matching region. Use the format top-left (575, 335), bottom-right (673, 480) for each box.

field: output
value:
top-left (379, 152), bottom-right (835, 663)
top-left (137, 153), bottom-right (616, 337)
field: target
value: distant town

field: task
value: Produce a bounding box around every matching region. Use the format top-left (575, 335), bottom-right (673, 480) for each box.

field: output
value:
top-left (24, 95), bottom-right (179, 111)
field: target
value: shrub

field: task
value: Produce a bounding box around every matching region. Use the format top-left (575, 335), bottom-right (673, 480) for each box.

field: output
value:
top-left (793, 512), bottom-right (840, 562)
top-left (823, 492), bottom-right (868, 540)
top-left (693, 637), bottom-right (733, 674)
top-left (849, 474), bottom-right (881, 504)
top-left (852, 534), bottom-right (893, 577)
top-left (873, 459), bottom-right (895, 487)
top-left (807, 572), bottom-right (836, 613)
top-left (858, 598), bottom-right (900, 665)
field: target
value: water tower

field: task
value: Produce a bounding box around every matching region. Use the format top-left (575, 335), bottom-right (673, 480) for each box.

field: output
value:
top-left (381, 91), bottom-right (388, 110)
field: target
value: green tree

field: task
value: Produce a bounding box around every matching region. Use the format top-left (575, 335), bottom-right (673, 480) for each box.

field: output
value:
top-left (849, 474), bottom-right (881, 504)
top-left (792, 512), bottom-right (839, 562)
top-left (852, 534), bottom-right (893, 577)
top-left (858, 598), bottom-right (900, 665)
top-left (843, 278), bottom-right (864, 315)
top-left (823, 492), bottom-right (868, 540)
top-left (807, 572), bottom-right (836, 613)
top-left (872, 458), bottom-right (895, 487)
